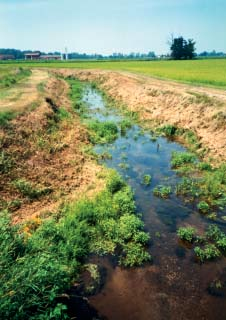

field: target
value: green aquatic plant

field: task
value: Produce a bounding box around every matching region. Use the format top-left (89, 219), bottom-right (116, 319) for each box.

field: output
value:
top-left (194, 244), bottom-right (221, 262)
top-left (197, 201), bottom-right (210, 213)
top-left (120, 119), bottom-right (132, 135)
top-left (118, 162), bottom-right (130, 170)
top-left (159, 124), bottom-right (177, 137)
top-left (120, 242), bottom-right (151, 267)
top-left (88, 120), bottom-right (118, 144)
top-left (177, 226), bottom-right (196, 242)
top-left (171, 151), bottom-right (196, 168)
top-left (153, 185), bottom-right (172, 198)
top-left (142, 174), bottom-right (152, 186)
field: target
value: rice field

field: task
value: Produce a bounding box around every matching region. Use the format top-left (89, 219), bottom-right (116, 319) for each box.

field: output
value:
top-left (1, 58), bottom-right (226, 88)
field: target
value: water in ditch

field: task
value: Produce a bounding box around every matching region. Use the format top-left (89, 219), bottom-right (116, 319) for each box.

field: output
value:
top-left (81, 87), bottom-right (226, 320)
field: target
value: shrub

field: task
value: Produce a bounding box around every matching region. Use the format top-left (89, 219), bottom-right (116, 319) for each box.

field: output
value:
top-left (177, 226), bottom-right (196, 242)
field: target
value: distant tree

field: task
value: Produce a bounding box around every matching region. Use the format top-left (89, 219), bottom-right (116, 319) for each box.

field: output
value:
top-left (170, 36), bottom-right (196, 60)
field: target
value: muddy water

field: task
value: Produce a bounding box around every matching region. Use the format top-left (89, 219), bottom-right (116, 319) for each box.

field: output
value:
top-left (83, 88), bottom-right (226, 320)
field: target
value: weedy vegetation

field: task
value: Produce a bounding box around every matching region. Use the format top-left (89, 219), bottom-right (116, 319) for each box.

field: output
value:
top-left (0, 67), bottom-right (31, 89)
top-left (153, 185), bottom-right (172, 198)
top-left (177, 226), bottom-right (196, 242)
top-left (87, 120), bottom-right (118, 144)
top-left (0, 171), bottom-right (150, 319)
top-left (142, 174), bottom-right (152, 186)
top-left (177, 224), bottom-right (226, 263)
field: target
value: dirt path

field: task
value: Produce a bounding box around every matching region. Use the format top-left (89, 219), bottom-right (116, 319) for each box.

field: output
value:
top-left (0, 69), bottom-right (49, 112)
top-left (55, 68), bottom-right (226, 163)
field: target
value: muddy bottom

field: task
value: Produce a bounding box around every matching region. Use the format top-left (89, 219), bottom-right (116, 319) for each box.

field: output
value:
top-left (81, 87), bottom-right (226, 320)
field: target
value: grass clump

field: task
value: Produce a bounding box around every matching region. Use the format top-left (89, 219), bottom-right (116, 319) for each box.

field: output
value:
top-left (159, 124), bottom-right (177, 137)
top-left (0, 151), bottom-right (13, 174)
top-left (153, 185), bottom-right (171, 198)
top-left (88, 120), bottom-right (118, 144)
top-left (0, 111), bottom-right (15, 127)
top-left (0, 67), bottom-right (31, 89)
top-left (171, 151), bottom-right (196, 168)
top-left (120, 119), bottom-right (132, 135)
top-left (13, 179), bottom-right (52, 200)
top-left (67, 78), bottom-right (87, 114)
top-left (177, 226), bottom-right (196, 242)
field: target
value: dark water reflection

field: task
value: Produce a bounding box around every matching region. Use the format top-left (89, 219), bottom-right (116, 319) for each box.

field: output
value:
top-left (83, 88), bottom-right (226, 320)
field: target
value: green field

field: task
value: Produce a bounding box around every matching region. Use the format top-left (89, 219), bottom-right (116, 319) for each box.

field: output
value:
top-left (1, 58), bottom-right (226, 88)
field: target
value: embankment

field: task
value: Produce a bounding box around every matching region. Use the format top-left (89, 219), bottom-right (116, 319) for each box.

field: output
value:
top-left (55, 69), bottom-right (226, 163)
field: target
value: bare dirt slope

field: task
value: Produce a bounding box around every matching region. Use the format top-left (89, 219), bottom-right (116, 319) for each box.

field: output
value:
top-left (56, 69), bottom-right (226, 162)
top-left (0, 72), bottom-right (105, 223)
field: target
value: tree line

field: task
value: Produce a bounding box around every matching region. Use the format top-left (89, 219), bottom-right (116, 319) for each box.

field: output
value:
top-left (0, 41), bottom-right (225, 61)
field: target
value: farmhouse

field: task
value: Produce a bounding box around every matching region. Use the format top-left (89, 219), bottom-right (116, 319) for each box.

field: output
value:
top-left (24, 52), bottom-right (41, 60)
top-left (24, 52), bottom-right (61, 60)
top-left (40, 55), bottom-right (61, 60)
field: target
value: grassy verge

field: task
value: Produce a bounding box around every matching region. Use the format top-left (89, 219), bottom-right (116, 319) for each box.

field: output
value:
top-left (0, 67), bottom-right (31, 89)
top-left (0, 171), bottom-right (150, 319)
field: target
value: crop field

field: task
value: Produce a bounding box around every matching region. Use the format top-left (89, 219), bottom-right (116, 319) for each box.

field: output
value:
top-left (1, 58), bottom-right (226, 88)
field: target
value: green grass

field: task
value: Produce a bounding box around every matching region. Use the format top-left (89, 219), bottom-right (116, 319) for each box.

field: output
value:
top-left (0, 67), bottom-right (31, 89)
top-left (87, 120), bottom-right (118, 144)
top-left (0, 170), bottom-right (150, 319)
top-left (0, 111), bottom-right (15, 127)
top-left (1, 59), bottom-right (226, 88)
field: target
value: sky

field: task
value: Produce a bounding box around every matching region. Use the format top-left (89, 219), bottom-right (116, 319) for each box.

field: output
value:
top-left (0, 0), bottom-right (226, 55)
